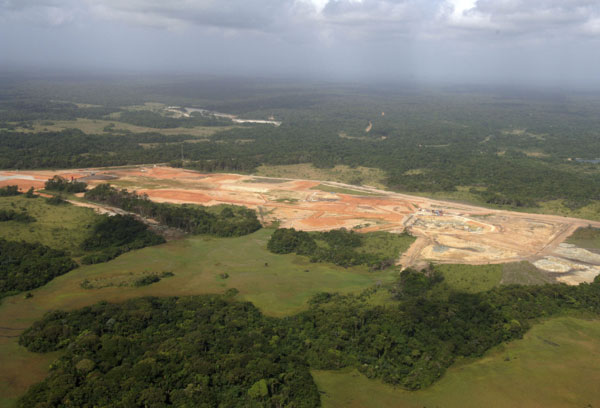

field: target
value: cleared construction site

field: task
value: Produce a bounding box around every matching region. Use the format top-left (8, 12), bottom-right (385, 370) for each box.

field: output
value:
top-left (3, 166), bottom-right (600, 285)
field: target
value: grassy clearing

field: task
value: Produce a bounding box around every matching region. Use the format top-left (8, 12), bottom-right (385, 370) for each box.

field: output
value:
top-left (245, 177), bottom-right (290, 184)
top-left (0, 229), bottom-right (398, 406)
top-left (358, 231), bottom-right (415, 260)
top-left (501, 261), bottom-right (555, 285)
top-left (313, 316), bottom-right (600, 408)
top-left (408, 185), bottom-right (485, 205)
top-left (435, 263), bottom-right (503, 293)
top-left (12, 118), bottom-right (232, 138)
top-left (0, 342), bottom-right (58, 408)
top-left (0, 196), bottom-right (97, 257)
top-left (410, 188), bottom-right (600, 222)
top-left (435, 262), bottom-right (554, 292)
top-left (311, 184), bottom-right (382, 197)
top-left (537, 200), bottom-right (600, 222)
top-left (108, 176), bottom-right (206, 191)
top-left (255, 163), bottom-right (387, 189)
top-left (566, 226), bottom-right (600, 250)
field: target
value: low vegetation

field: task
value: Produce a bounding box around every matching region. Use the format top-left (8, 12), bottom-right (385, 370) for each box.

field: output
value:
top-left (268, 228), bottom-right (414, 269)
top-left (80, 271), bottom-right (175, 289)
top-left (118, 109), bottom-right (231, 129)
top-left (310, 184), bottom-right (381, 196)
top-left (255, 164), bottom-right (387, 188)
top-left (434, 264), bottom-right (503, 293)
top-left (0, 195), bottom-right (98, 256)
top-left (500, 261), bottom-right (555, 285)
top-left (566, 226), bottom-right (600, 250)
top-left (45, 195), bottom-right (68, 206)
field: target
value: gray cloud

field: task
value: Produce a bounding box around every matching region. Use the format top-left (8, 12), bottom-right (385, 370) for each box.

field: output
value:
top-left (2, 0), bottom-right (598, 37)
top-left (87, 0), bottom-right (300, 31)
top-left (446, 0), bottom-right (600, 37)
top-left (1, 0), bottom-right (599, 86)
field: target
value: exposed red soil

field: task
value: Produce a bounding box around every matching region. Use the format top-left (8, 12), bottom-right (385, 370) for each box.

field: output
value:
top-left (5, 166), bottom-right (600, 278)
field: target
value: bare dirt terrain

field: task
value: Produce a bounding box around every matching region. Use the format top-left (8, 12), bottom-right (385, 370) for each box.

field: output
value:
top-left (4, 166), bottom-right (600, 284)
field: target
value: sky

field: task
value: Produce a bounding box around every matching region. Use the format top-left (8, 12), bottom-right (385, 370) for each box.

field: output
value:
top-left (1, 0), bottom-right (599, 86)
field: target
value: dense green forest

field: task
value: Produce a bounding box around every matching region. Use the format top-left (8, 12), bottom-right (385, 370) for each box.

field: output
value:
top-left (18, 271), bottom-right (600, 406)
top-left (0, 239), bottom-right (77, 299)
top-left (45, 175), bottom-right (87, 193)
top-left (19, 296), bottom-right (321, 408)
top-left (268, 228), bottom-right (413, 269)
top-left (0, 185), bottom-right (21, 196)
top-left (0, 208), bottom-right (35, 222)
top-left (2, 76), bottom-right (600, 209)
top-left (80, 215), bottom-right (166, 264)
top-left (85, 184), bottom-right (262, 237)
top-left (4, 76), bottom-right (600, 407)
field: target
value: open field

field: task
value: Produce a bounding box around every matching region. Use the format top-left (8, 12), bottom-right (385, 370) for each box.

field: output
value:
top-left (255, 163), bottom-right (387, 189)
top-left (0, 229), bottom-right (397, 406)
top-left (437, 262), bottom-right (556, 291)
top-left (409, 187), bottom-right (600, 223)
top-left (310, 183), bottom-right (383, 196)
top-left (3, 166), bottom-right (600, 407)
top-left (3, 165), bottom-right (600, 284)
top-left (566, 226), bottom-right (600, 250)
top-left (435, 263), bottom-right (503, 293)
top-left (0, 196), bottom-right (97, 256)
top-left (313, 316), bottom-right (600, 408)
top-left (10, 118), bottom-right (232, 137)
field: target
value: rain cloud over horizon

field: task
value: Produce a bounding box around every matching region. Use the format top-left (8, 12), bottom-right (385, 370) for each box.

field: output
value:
top-left (1, 0), bottom-right (599, 86)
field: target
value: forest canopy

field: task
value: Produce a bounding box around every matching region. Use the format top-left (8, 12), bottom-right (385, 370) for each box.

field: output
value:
top-left (18, 272), bottom-right (600, 406)
top-left (80, 214), bottom-right (166, 265)
top-left (0, 239), bottom-right (77, 299)
top-left (2, 81), bottom-right (600, 211)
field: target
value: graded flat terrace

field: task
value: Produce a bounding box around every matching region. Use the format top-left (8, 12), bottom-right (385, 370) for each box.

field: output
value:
top-left (3, 166), bottom-right (600, 284)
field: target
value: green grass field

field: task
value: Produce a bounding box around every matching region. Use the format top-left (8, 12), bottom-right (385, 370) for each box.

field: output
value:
top-left (566, 226), bottom-right (600, 250)
top-left (501, 261), bottom-right (555, 285)
top-left (255, 163), bottom-right (387, 188)
top-left (311, 184), bottom-right (382, 196)
top-left (410, 188), bottom-right (600, 222)
top-left (12, 118), bottom-right (231, 138)
top-left (0, 228), bottom-right (400, 407)
top-left (313, 316), bottom-right (600, 408)
top-left (435, 263), bottom-right (503, 292)
top-left (0, 196), bottom-right (97, 257)
top-left (0, 196), bottom-right (593, 408)
top-left (436, 262), bottom-right (555, 292)
top-left (358, 231), bottom-right (415, 260)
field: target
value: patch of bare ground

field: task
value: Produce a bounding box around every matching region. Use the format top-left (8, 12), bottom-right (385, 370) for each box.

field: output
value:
top-left (4, 166), bottom-right (600, 283)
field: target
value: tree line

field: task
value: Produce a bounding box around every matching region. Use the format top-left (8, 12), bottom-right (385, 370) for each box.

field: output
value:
top-left (18, 271), bottom-right (600, 406)
top-left (85, 184), bottom-right (262, 237)
top-left (267, 228), bottom-right (410, 270)
top-left (80, 214), bottom-right (166, 265)
top-left (0, 239), bottom-right (77, 300)
top-left (0, 208), bottom-right (36, 223)
top-left (45, 175), bottom-right (87, 193)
